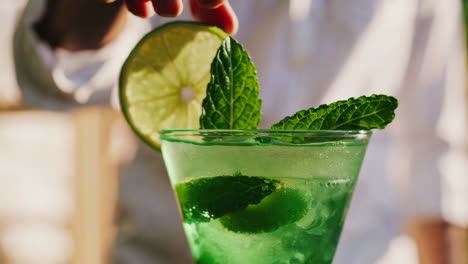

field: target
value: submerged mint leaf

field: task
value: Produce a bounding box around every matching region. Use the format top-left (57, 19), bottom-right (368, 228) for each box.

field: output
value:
top-left (220, 188), bottom-right (307, 233)
top-left (175, 175), bottom-right (281, 223)
top-left (200, 37), bottom-right (262, 129)
top-left (271, 95), bottom-right (398, 130)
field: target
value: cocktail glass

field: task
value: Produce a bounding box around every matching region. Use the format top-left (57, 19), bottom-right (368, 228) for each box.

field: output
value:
top-left (160, 129), bottom-right (371, 264)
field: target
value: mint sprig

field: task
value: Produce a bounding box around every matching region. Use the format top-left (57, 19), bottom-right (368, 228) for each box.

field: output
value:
top-left (271, 95), bottom-right (398, 130)
top-left (200, 37), bottom-right (262, 129)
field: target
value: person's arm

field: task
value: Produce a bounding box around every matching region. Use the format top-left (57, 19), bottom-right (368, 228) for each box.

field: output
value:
top-left (447, 225), bottom-right (468, 264)
top-left (407, 220), bottom-right (450, 263)
top-left (408, 220), bottom-right (467, 264)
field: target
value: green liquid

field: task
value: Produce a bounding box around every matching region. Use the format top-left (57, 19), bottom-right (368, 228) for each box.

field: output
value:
top-left (186, 177), bottom-right (354, 264)
top-left (161, 139), bottom-right (368, 264)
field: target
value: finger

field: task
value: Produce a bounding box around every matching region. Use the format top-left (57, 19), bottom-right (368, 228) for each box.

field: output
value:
top-left (196, 0), bottom-right (225, 9)
top-left (190, 0), bottom-right (238, 35)
top-left (100, 0), bottom-right (117, 3)
top-left (125, 0), bottom-right (155, 18)
top-left (152, 0), bottom-right (183, 17)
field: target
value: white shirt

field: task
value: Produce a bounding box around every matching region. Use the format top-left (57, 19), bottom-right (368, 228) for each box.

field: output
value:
top-left (4, 0), bottom-right (468, 263)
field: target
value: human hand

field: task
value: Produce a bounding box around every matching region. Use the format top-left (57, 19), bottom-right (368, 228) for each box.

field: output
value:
top-left (101, 0), bottom-right (238, 34)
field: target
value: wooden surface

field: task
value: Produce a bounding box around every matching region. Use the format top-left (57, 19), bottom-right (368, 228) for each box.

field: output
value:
top-left (72, 107), bottom-right (130, 264)
top-left (0, 108), bottom-right (134, 264)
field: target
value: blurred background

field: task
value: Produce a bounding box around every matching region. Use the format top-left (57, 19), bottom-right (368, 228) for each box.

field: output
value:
top-left (0, 0), bottom-right (467, 263)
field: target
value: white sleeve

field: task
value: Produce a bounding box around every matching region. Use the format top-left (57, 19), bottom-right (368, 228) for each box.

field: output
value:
top-left (0, 1), bottom-right (27, 108)
top-left (439, 8), bottom-right (468, 227)
top-left (13, 0), bottom-right (151, 110)
top-left (392, 0), bottom-right (468, 227)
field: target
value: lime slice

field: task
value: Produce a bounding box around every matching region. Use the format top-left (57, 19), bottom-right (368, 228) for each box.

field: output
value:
top-left (119, 21), bottom-right (227, 150)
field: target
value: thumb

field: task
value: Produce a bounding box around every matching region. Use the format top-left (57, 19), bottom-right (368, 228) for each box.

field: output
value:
top-left (190, 0), bottom-right (238, 35)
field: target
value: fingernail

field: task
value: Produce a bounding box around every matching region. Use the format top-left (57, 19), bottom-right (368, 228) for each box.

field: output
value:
top-left (197, 0), bottom-right (225, 9)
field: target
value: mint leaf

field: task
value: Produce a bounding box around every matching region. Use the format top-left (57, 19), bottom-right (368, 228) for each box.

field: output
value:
top-left (219, 188), bottom-right (307, 233)
top-left (175, 175), bottom-right (281, 223)
top-left (200, 37), bottom-right (262, 129)
top-left (196, 251), bottom-right (217, 264)
top-left (271, 95), bottom-right (398, 130)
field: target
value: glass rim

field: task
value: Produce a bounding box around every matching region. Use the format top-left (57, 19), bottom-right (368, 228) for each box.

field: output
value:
top-left (160, 129), bottom-right (372, 138)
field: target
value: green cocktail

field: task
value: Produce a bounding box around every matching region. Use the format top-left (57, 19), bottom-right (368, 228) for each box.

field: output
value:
top-left (160, 130), bottom-right (370, 264)
top-left (118, 22), bottom-right (397, 264)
